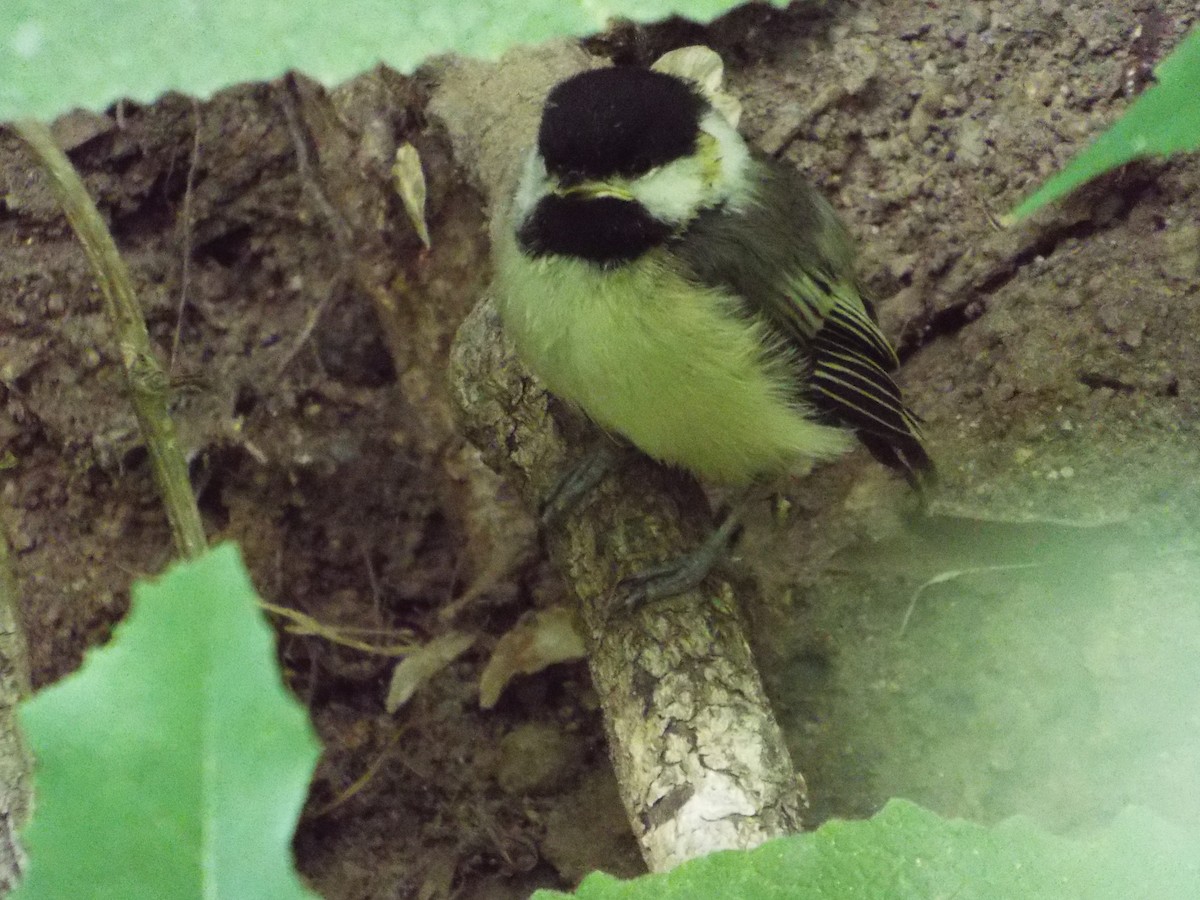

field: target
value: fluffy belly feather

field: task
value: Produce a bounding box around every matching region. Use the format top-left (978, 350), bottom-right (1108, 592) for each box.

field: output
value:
top-left (496, 247), bottom-right (851, 484)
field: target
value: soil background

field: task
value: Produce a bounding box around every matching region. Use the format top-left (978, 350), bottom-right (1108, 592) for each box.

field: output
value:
top-left (3, 1), bottom-right (1200, 897)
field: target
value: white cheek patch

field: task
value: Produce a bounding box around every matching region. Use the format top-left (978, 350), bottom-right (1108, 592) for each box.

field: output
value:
top-left (512, 150), bottom-right (550, 226)
top-left (701, 110), bottom-right (754, 212)
top-left (629, 156), bottom-right (708, 225)
top-left (629, 109), bottom-right (754, 224)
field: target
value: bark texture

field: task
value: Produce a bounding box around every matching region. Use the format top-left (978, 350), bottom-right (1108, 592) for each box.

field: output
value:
top-left (450, 297), bottom-right (805, 869)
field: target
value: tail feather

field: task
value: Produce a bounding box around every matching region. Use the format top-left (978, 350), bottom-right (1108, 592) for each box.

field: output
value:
top-left (807, 312), bottom-right (934, 487)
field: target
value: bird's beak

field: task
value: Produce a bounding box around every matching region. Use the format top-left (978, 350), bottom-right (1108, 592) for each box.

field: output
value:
top-left (554, 181), bottom-right (635, 202)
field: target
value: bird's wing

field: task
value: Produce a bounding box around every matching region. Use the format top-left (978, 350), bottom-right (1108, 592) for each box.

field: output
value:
top-left (801, 273), bottom-right (931, 476)
top-left (672, 158), bottom-right (931, 477)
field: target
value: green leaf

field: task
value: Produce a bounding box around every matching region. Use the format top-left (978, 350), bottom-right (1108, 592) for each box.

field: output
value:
top-left (534, 799), bottom-right (1200, 900)
top-left (0, 0), bottom-right (760, 123)
top-left (1008, 26), bottom-right (1200, 221)
top-left (13, 543), bottom-right (322, 900)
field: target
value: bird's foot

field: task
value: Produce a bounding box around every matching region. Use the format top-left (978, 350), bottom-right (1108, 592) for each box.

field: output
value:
top-left (614, 506), bottom-right (744, 610)
top-left (540, 441), bottom-right (623, 529)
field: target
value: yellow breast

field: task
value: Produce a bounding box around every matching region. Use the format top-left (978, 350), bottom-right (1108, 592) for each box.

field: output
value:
top-left (495, 242), bottom-right (851, 485)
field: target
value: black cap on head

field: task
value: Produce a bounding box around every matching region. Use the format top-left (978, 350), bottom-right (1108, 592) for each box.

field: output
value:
top-left (538, 67), bottom-right (707, 180)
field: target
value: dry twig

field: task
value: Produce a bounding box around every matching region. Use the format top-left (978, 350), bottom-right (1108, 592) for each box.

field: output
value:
top-left (16, 120), bottom-right (206, 559)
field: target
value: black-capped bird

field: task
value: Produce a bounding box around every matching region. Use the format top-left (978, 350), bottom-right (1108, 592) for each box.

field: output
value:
top-left (494, 65), bottom-right (932, 600)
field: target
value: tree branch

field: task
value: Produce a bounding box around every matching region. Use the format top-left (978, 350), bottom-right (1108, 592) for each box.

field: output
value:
top-left (435, 45), bottom-right (806, 871)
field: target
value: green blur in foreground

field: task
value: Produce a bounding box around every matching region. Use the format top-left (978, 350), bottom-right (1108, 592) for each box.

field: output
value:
top-left (536, 799), bottom-right (1200, 900)
top-left (0, 0), bottom-right (761, 122)
top-left (1008, 27), bottom-right (1200, 221)
top-left (13, 544), bottom-right (322, 900)
top-left (4, 1), bottom-right (1200, 896)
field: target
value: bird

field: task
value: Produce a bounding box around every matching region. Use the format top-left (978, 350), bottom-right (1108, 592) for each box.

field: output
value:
top-left (492, 63), bottom-right (932, 599)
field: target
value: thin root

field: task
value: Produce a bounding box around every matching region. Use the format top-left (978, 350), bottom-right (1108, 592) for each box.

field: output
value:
top-left (898, 562), bottom-right (1042, 637)
top-left (259, 600), bottom-right (417, 656)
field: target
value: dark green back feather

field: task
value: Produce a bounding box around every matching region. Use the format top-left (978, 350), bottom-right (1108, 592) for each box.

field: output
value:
top-left (672, 157), bottom-right (932, 481)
